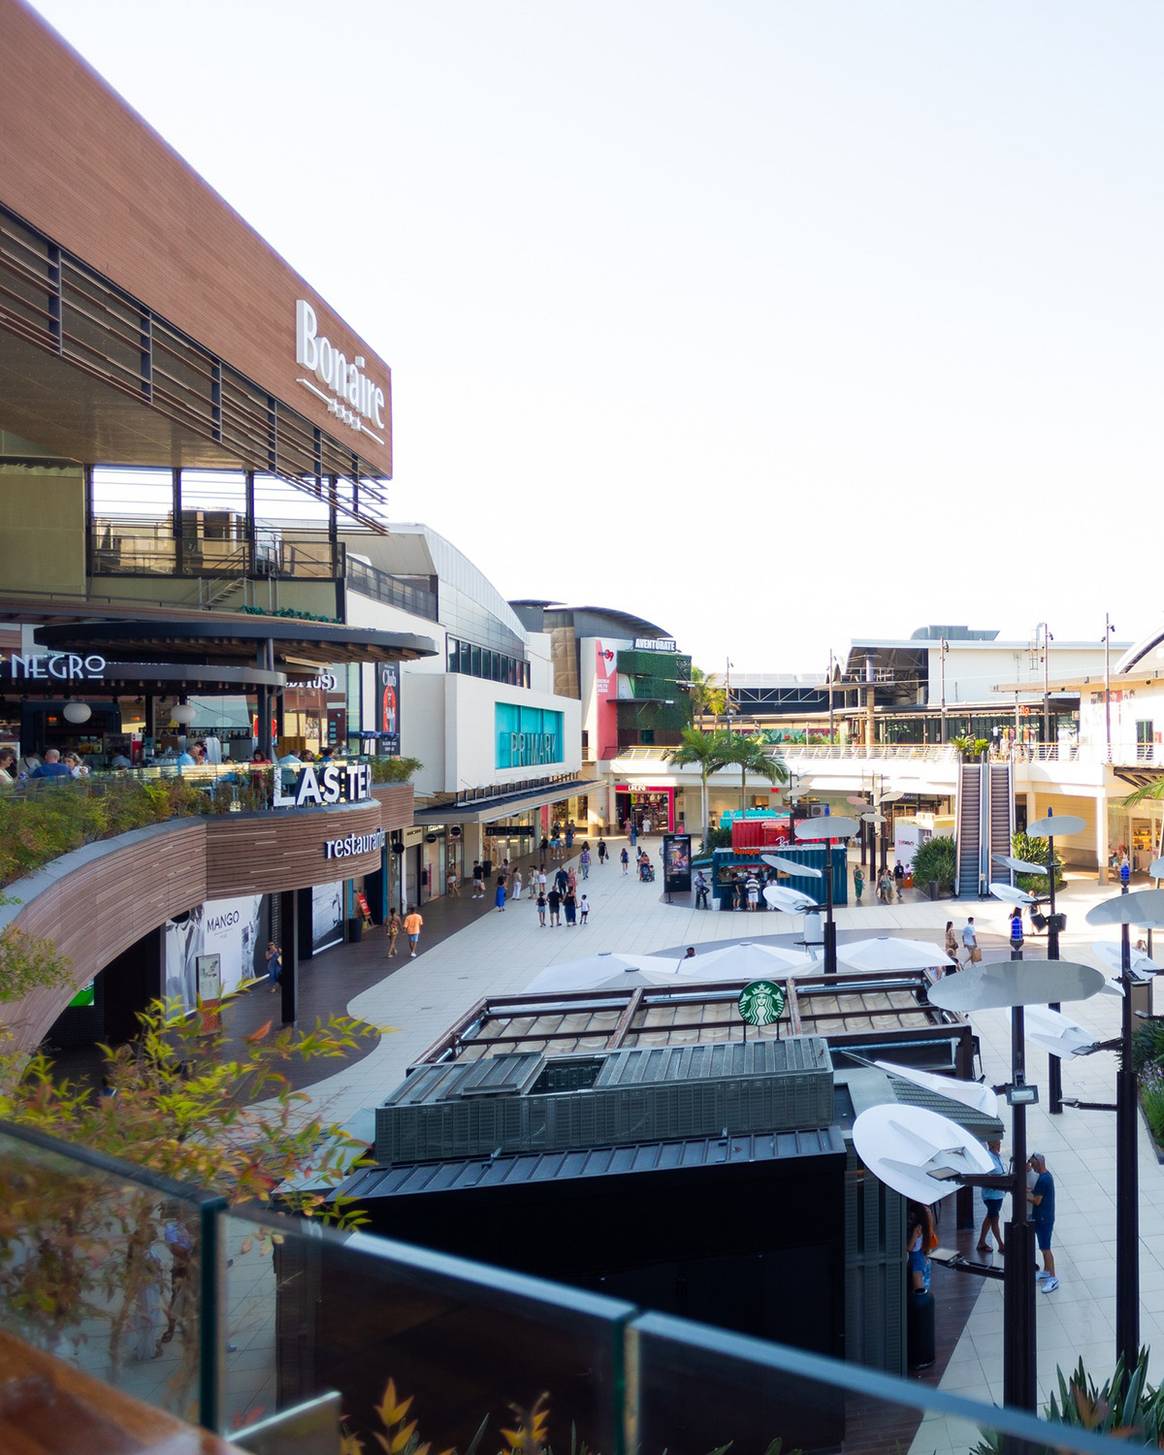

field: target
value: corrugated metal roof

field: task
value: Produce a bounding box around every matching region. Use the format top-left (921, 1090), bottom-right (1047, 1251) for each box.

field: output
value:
top-left (890, 1078), bottom-right (1004, 1139)
top-left (343, 1127), bottom-right (846, 1201)
top-left (593, 1039), bottom-right (830, 1089)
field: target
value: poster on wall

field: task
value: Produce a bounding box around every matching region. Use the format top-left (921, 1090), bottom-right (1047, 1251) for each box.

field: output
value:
top-left (312, 880), bottom-right (344, 953)
top-left (163, 895), bottom-right (265, 1017)
top-left (378, 662), bottom-right (401, 755)
top-left (662, 833), bottom-right (693, 894)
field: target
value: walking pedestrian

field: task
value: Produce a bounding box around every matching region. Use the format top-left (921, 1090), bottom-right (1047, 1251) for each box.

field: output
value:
top-left (566, 867), bottom-right (577, 893)
top-left (536, 864), bottom-right (548, 897)
top-left (550, 827), bottom-right (562, 861)
top-left (495, 878), bottom-right (507, 912)
top-left (386, 910), bottom-right (401, 957)
top-left (472, 861), bottom-right (484, 899)
top-left (944, 920), bottom-right (959, 970)
top-left (580, 844), bottom-right (591, 879)
top-left (446, 867), bottom-right (459, 897)
top-left (745, 872), bottom-right (760, 911)
top-left (1028, 1153), bottom-right (1057, 1291)
top-left (853, 866), bottom-right (865, 905)
top-left (695, 870), bottom-right (710, 910)
top-left (620, 846), bottom-right (630, 874)
top-left (642, 815), bottom-right (652, 836)
top-left (893, 861), bottom-right (905, 902)
top-left (977, 1136), bottom-right (1006, 1253)
top-left (962, 916), bottom-right (980, 966)
top-left (536, 891), bottom-right (547, 926)
top-left (630, 819), bottom-right (638, 849)
top-left (547, 886), bottom-right (562, 926)
top-left (566, 820), bottom-right (576, 850)
top-left (563, 888), bottom-right (577, 925)
top-left (598, 837), bottom-right (608, 865)
top-left (512, 870), bottom-right (523, 902)
top-left (403, 905), bottom-right (423, 957)
top-left (555, 865), bottom-right (568, 895)
top-left (265, 940), bottom-right (282, 993)
top-left (579, 893), bottom-right (590, 924)
top-left (540, 835), bottom-right (550, 861)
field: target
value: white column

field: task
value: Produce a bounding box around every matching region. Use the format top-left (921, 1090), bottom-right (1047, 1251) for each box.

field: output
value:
top-left (1096, 788), bottom-right (1109, 884)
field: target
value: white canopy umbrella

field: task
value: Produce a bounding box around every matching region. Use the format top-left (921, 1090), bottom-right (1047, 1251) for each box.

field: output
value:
top-left (524, 952), bottom-right (679, 994)
top-left (686, 941), bottom-right (818, 979)
top-left (836, 936), bottom-right (957, 972)
top-left (763, 884), bottom-right (818, 913)
top-left (1024, 1004), bottom-right (1100, 1059)
top-left (871, 1059), bottom-right (999, 1117)
top-left (1094, 941), bottom-right (1160, 979)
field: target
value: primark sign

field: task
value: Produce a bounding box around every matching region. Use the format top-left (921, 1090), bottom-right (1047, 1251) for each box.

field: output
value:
top-left (272, 761), bottom-right (373, 809)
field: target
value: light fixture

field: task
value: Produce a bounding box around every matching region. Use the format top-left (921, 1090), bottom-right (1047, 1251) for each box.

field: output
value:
top-left (62, 702), bottom-right (92, 724)
top-left (172, 703), bottom-right (196, 725)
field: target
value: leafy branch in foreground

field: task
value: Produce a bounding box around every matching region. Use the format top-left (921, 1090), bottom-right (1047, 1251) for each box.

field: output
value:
top-left (0, 999), bottom-right (385, 1414)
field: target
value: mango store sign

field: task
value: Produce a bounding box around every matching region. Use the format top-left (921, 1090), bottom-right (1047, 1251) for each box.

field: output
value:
top-left (273, 761), bottom-right (372, 808)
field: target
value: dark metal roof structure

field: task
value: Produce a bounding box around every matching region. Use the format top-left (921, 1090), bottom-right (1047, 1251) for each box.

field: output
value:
top-left (343, 1127), bottom-right (845, 1202)
top-left (34, 617), bottom-right (436, 667)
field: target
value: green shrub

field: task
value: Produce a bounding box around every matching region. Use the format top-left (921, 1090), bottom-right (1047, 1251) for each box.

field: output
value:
top-left (370, 756), bottom-right (421, 784)
top-left (911, 835), bottom-right (957, 892)
top-left (1133, 1019), bottom-right (1164, 1077)
top-left (973, 1349), bottom-right (1162, 1451)
top-left (1012, 830), bottom-right (1063, 895)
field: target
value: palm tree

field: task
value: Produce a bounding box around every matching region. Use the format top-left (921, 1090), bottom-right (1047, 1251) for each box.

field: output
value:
top-left (721, 734), bottom-right (788, 813)
top-left (687, 666), bottom-right (727, 722)
top-left (663, 727), bottom-right (733, 848)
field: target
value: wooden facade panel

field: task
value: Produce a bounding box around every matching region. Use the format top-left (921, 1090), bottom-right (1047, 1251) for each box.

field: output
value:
top-left (0, 0), bottom-right (391, 473)
top-left (2, 786), bottom-right (413, 1049)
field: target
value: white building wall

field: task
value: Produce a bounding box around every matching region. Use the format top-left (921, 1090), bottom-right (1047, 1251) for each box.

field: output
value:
top-left (928, 642), bottom-right (1121, 707)
top-left (443, 675), bottom-right (581, 793)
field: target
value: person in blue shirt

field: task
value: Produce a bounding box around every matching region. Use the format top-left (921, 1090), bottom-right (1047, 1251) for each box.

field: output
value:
top-left (1028, 1152), bottom-right (1057, 1291)
top-left (31, 749), bottom-right (72, 779)
top-left (976, 1136), bottom-right (1006, 1254)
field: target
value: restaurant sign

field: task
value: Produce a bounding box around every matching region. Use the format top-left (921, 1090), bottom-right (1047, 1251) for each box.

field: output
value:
top-left (1, 652), bottom-right (106, 681)
top-left (272, 761), bottom-right (373, 808)
top-left (324, 827), bottom-right (386, 861)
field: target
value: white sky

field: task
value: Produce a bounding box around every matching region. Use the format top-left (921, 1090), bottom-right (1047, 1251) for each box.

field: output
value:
top-left (29, 0), bottom-right (1164, 673)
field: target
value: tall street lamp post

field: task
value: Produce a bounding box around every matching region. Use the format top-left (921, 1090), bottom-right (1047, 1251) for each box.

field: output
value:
top-left (794, 815), bottom-right (860, 975)
top-left (1028, 811), bottom-right (1085, 1116)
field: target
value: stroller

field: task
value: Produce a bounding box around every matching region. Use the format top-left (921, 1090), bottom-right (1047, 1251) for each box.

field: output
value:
top-left (639, 858), bottom-right (656, 883)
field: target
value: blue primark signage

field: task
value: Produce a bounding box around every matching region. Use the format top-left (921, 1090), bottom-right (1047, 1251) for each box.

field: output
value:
top-left (495, 704), bottom-right (563, 770)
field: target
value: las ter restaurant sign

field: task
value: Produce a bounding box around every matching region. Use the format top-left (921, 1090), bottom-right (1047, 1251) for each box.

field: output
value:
top-left (273, 761), bottom-right (373, 810)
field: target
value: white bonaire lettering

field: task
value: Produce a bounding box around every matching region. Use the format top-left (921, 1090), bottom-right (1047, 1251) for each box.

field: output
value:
top-left (295, 299), bottom-right (386, 439)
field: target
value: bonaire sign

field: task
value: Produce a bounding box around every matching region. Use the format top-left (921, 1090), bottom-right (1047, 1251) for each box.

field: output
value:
top-left (272, 761), bottom-right (373, 809)
top-left (295, 300), bottom-right (386, 446)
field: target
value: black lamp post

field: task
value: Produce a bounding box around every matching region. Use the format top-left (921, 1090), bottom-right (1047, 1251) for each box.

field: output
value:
top-left (794, 815), bottom-right (860, 975)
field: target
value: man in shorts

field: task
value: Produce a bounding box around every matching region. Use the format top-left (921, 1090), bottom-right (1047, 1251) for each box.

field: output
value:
top-left (403, 905), bottom-right (424, 958)
top-left (1028, 1152), bottom-right (1057, 1291)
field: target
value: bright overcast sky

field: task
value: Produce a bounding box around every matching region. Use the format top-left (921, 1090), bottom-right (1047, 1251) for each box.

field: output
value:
top-left (28, 0), bottom-right (1164, 673)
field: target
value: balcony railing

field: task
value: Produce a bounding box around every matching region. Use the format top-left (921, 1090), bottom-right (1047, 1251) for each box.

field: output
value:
top-left (89, 516), bottom-right (341, 579)
top-left (0, 1120), bottom-right (1141, 1455)
top-left (345, 556), bottom-right (438, 620)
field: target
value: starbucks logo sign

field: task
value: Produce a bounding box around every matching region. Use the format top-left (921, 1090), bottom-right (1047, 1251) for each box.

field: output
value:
top-left (737, 979), bottom-right (786, 1026)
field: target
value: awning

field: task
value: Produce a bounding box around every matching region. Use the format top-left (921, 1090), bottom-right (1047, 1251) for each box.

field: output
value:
top-left (414, 777), bottom-right (593, 826)
top-left (35, 617), bottom-right (437, 667)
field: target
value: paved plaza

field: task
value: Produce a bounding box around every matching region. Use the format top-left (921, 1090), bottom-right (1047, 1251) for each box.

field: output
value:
top-left (286, 837), bottom-right (1164, 1437)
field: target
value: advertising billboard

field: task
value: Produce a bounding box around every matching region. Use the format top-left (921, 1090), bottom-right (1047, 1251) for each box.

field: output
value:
top-left (378, 661), bottom-right (400, 755)
top-left (311, 881), bottom-right (344, 954)
top-left (163, 895), bottom-right (266, 1017)
top-left (662, 833), bottom-right (693, 894)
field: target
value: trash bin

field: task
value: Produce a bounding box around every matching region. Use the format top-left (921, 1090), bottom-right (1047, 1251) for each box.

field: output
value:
top-left (907, 1288), bottom-right (936, 1370)
top-left (347, 916), bottom-right (363, 944)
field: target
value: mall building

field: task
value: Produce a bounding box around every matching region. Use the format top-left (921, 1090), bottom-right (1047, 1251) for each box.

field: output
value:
top-left (0, 0), bottom-right (450, 1049)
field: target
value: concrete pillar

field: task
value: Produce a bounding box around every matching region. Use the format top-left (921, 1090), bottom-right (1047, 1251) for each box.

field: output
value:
top-left (865, 686), bottom-right (875, 751)
top-left (1096, 791), bottom-right (1110, 884)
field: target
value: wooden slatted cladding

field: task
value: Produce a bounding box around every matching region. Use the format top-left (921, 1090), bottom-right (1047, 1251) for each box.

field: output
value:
top-left (2, 785), bottom-right (413, 1050)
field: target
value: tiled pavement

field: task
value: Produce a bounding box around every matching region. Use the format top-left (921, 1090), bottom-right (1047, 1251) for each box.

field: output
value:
top-left (243, 837), bottom-right (1161, 1436)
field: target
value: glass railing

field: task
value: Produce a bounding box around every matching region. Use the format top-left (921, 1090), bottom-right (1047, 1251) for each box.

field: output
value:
top-left (0, 1119), bottom-right (1146, 1455)
top-left (346, 556), bottom-right (438, 620)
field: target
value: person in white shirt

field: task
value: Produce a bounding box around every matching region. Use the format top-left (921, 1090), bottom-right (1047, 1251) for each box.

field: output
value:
top-left (961, 917), bottom-right (978, 965)
top-left (745, 874), bottom-right (760, 910)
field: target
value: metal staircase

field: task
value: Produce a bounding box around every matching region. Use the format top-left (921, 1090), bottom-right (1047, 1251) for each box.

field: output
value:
top-left (956, 763), bottom-right (983, 897)
top-left (988, 761), bottom-right (1015, 887)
